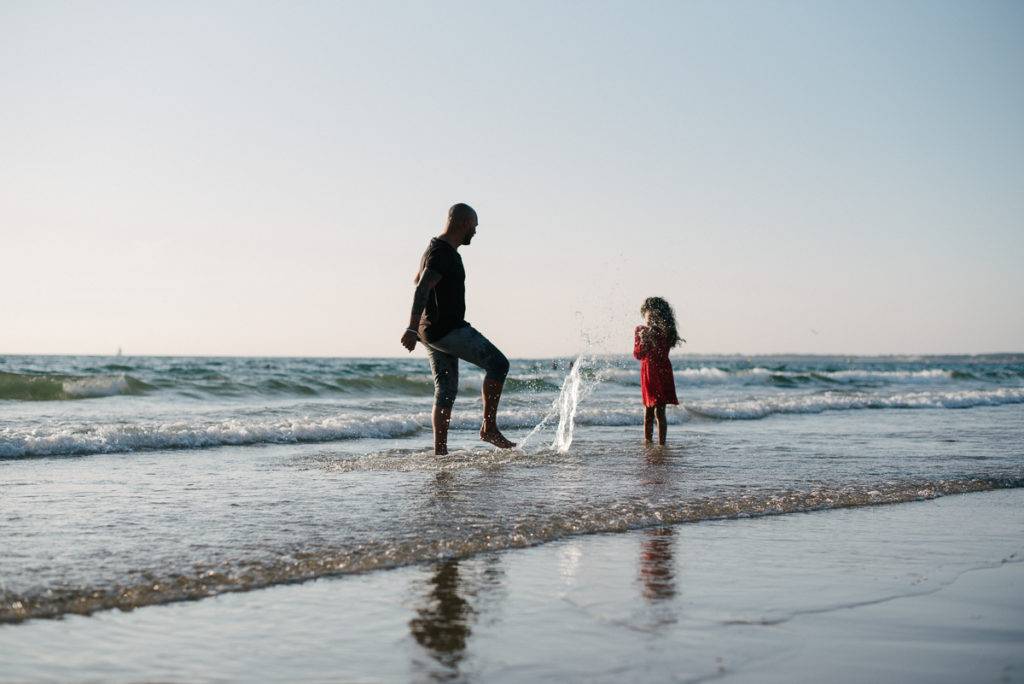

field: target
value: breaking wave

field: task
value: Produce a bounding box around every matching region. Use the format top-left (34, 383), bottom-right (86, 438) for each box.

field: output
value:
top-left (0, 414), bottom-right (426, 458)
top-left (0, 371), bottom-right (562, 401)
top-left (0, 372), bottom-right (151, 401)
top-left (602, 366), bottom-right (1012, 388)
top-left (4, 387), bottom-right (1023, 457)
top-left (686, 387), bottom-right (1024, 419)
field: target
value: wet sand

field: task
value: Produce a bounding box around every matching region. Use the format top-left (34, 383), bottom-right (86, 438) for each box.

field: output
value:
top-left (1, 489), bottom-right (1021, 683)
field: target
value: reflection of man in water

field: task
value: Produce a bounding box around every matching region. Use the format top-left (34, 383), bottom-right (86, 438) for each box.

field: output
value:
top-left (409, 559), bottom-right (473, 672)
top-left (409, 549), bottom-right (506, 680)
top-left (401, 203), bottom-right (515, 455)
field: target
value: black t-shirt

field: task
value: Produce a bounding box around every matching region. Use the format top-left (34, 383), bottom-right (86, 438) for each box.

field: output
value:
top-left (417, 238), bottom-right (469, 343)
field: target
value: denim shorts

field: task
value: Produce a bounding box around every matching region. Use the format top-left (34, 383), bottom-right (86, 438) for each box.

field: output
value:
top-left (422, 326), bottom-right (510, 409)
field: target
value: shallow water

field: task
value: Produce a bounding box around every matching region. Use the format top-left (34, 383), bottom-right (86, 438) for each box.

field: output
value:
top-left (1, 354), bottom-right (1022, 622)
top-left (1, 490), bottom-right (1020, 683)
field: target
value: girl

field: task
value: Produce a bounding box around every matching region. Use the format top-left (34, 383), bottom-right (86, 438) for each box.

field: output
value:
top-left (633, 296), bottom-right (683, 444)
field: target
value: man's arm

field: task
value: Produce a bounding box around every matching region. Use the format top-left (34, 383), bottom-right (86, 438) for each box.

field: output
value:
top-left (401, 269), bottom-right (442, 351)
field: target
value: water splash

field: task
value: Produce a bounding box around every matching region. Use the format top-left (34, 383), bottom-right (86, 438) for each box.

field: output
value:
top-left (552, 358), bottom-right (585, 452)
top-left (519, 354), bottom-right (610, 453)
top-left (517, 360), bottom-right (577, 452)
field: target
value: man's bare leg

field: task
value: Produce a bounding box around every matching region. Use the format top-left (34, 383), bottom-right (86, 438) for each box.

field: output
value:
top-left (655, 405), bottom-right (667, 445)
top-left (480, 378), bottom-right (515, 448)
top-left (433, 405), bottom-right (452, 455)
top-left (644, 406), bottom-right (655, 443)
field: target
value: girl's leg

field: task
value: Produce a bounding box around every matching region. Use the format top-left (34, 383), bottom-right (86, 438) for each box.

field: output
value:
top-left (655, 405), bottom-right (667, 445)
top-left (644, 406), bottom-right (655, 442)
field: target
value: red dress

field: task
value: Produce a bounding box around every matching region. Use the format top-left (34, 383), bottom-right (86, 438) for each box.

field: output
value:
top-left (634, 326), bottom-right (678, 407)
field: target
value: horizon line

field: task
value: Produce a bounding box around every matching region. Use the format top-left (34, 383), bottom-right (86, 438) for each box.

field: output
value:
top-left (2, 351), bottom-right (1022, 360)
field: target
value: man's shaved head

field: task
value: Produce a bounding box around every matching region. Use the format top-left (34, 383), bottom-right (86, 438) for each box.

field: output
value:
top-left (445, 203), bottom-right (478, 246)
top-left (448, 203), bottom-right (476, 226)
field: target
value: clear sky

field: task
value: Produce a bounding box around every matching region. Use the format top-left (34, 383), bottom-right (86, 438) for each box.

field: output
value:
top-left (2, 1), bottom-right (1022, 358)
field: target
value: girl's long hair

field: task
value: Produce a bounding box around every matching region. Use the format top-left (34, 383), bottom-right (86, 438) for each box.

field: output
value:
top-left (641, 297), bottom-right (682, 347)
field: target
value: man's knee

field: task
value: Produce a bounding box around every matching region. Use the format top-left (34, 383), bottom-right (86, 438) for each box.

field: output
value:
top-left (485, 352), bottom-right (510, 383)
top-left (433, 369), bottom-right (458, 409)
top-left (434, 388), bottom-right (457, 409)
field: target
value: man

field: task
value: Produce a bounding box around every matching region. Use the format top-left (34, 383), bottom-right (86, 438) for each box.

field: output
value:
top-left (401, 203), bottom-right (516, 455)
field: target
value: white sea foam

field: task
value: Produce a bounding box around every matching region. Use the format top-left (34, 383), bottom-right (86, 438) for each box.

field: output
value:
top-left (686, 387), bottom-right (1024, 420)
top-left (602, 366), bottom-right (960, 387)
top-left (0, 414), bottom-right (426, 458)
top-left (602, 367), bottom-right (733, 386)
top-left (0, 405), bottom-right (664, 458)
top-left (3, 388), bottom-right (1022, 457)
top-left (677, 367), bottom-right (734, 381)
top-left (823, 369), bottom-right (952, 383)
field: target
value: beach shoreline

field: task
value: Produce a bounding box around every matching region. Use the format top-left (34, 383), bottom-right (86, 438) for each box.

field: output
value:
top-left (2, 488), bottom-right (1020, 682)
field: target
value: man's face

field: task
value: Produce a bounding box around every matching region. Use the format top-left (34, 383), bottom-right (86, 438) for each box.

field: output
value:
top-left (462, 216), bottom-right (478, 245)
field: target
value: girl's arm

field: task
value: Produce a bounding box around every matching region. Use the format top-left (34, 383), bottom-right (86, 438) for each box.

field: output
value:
top-left (633, 326), bottom-right (648, 360)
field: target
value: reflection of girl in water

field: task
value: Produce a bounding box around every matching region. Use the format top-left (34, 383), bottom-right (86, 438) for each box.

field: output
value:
top-left (639, 527), bottom-right (676, 602)
top-left (633, 297), bottom-right (683, 444)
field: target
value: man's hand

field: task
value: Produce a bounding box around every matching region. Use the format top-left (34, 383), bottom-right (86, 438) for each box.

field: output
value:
top-left (401, 329), bottom-right (418, 352)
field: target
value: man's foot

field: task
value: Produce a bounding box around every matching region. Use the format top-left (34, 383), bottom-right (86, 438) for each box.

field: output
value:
top-left (480, 427), bottom-right (516, 449)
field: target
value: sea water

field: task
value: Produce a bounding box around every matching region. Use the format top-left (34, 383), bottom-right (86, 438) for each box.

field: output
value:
top-left (1, 353), bottom-right (1023, 622)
